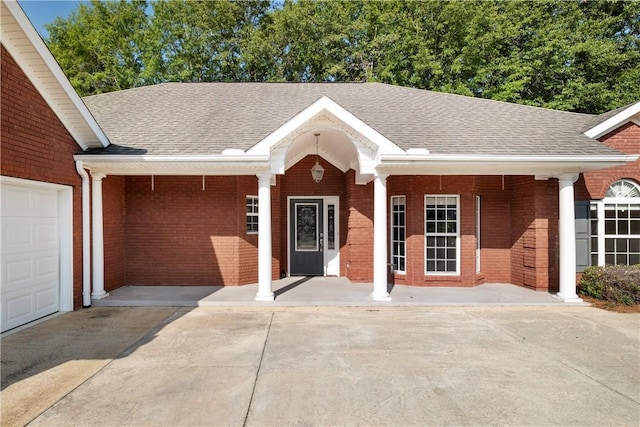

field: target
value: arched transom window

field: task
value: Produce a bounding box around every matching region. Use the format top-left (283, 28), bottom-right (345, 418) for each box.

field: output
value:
top-left (590, 179), bottom-right (640, 266)
top-left (605, 179), bottom-right (640, 198)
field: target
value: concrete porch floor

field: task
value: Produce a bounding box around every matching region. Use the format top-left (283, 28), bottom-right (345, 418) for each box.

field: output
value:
top-left (91, 277), bottom-right (583, 307)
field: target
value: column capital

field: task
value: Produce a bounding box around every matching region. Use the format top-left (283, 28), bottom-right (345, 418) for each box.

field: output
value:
top-left (556, 173), bottom-right (579, 184)
top-left (373, 172), bottom-right (388, 183)
top-left (91, 172), bottom-right (107, 181)
top-left (256, 173), bottom-right (272, 184)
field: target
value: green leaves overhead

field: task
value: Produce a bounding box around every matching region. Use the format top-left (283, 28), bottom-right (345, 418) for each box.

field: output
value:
top-left (44, 0), bottom-right (640, 113)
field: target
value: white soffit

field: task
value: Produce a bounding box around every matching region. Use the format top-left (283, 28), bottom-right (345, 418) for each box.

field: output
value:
top-left (584, 101), bottom-right (640, 140)
top-left (1, 0), bottom-right (109, 150)
top-left (378, 154), bottom-right (639, 176)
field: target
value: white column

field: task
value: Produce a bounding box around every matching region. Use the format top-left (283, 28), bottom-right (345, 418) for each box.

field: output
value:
top-left (91, 172), bottom-right (108, 299)
top-left (372, 173), bottom-right (391, 301)
top-left (556, 174), bottom-right (582, 302)
top-left (255, 174), bottom-right (274, 301)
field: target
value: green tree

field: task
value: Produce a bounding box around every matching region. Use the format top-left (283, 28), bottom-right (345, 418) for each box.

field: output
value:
top-left (44, 0), bottom-right (640, 113)
top-left (143, 0), bottom-right (270, 82)
top-left (46, 0), bottom-right (148, 95)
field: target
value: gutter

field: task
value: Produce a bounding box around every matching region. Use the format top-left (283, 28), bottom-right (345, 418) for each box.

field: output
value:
top-left (75, 160), bottom-right (92, 308)
top-left (379, 154), bottom-right (639, 163)
top-left (73, 154), bottom-right (271, 162)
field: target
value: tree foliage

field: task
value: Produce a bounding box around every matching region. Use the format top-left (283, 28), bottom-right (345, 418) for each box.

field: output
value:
top-left (44, 0), bottom-right (640, 113)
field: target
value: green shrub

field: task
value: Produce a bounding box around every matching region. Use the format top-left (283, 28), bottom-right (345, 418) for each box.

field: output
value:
top-left (578, 265), bottom-right (640, 305)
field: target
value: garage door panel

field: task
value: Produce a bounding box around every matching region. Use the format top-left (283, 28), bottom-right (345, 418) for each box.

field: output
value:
top-left (2, 275), bottom-right (59, 331)
top-left (2, 187), bottom-right (31, 216)
top-left (35, 285), bottom-right (58, 312)
top-left (2, 185), bottom-right (58, 218)
top-left (2, 221), bottom-right (32, 251)
top-left (36, 254), bottom-right (58, 279)
top-left (3, 251), bottom-right (58, 286)
top-left (34, 221), bottom-right (59, 248)
top-left (6, 293), bottom-right (33, 325)
top-left (2, 218), bottom-right (58, 254)
top-left (33, 190), bottom-right (58, 217)
top-left (5, 257), bottom-right (34, 284)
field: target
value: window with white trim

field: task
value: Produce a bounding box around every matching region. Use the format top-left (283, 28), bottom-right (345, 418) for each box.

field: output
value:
top-left (425, 195), bottom-right (459, 274)
top-left (590, 179), bottom-right (640, 266)
top-left (390, 196), bottom-right (406, 273)
top-left (246, 196), bottom-right (258, 233)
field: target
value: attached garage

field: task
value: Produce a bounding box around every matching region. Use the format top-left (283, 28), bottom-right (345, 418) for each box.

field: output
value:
top-left (1, 177), bottom-right (74, 333)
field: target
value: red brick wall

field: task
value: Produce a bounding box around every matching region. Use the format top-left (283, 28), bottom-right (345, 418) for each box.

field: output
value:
top-left (344, 170), bottom-right (373, 281)
top-left (102, 176), bottom-right (125, 291)
top-left (387, 175), bottom-right (477, 287)
top-left (509, 176), bottom-right (559, 292)
top-left (475, 176), bottom-right (511, 283)
top-left (1, 45), bottom-right (84, 308)
top-left (575, 122), bottom-right (640, 200)
top-left (236, 175), bottom-right (281, 284)
top-left (125, 176), bottom-right (245, 285)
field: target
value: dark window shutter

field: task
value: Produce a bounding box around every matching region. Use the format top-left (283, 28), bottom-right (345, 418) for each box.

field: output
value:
top-left (575, 201), bottom-right (591, 273)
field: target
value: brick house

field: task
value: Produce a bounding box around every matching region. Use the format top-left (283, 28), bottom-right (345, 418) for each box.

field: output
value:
top-left (1, 1), bottom-right (639, 332)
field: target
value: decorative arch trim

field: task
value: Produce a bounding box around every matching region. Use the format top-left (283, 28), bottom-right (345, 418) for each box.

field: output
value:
top-left (246, 96), bottom-right (404, 179)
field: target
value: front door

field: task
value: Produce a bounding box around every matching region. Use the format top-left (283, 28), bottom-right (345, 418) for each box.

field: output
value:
top-left (289, 199), bottom-right (324, 275)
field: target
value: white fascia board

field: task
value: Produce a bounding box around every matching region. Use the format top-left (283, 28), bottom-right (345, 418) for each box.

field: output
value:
top-left (246, 96), bottom-right (404, 156)
top-left (584, 101), bottom-right (640, 139)
top-left (380, 154), bottom-right (637, 163)
top-left (2, 0), bottom-right (109, 150)
top-left (378, 154), bottom-right (638, 175)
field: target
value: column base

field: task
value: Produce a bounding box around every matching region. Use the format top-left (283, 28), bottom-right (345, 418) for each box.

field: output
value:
top-left (91, 291), bottom-right (109, 300)
top-left (371, 292), bottom-right (392, 302)
top-left (553, 293), bottom-right (584, 303)
top-left (255, 292), bottom-right (275, 302)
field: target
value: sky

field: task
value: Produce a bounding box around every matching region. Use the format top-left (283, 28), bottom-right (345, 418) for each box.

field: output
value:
top-left (18, 0), bottom-right (86, 38)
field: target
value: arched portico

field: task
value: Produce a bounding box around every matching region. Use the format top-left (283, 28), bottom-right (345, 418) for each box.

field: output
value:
top-left (249, 96), bottom-right (403, 301)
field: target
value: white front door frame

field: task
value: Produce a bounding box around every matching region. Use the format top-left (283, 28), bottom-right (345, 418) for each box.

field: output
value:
top-left (287, 195), bottom-right (340, 277)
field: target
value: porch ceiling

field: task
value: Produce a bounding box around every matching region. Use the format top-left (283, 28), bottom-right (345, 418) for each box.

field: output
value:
top-left (284, 128), bottom-right (358, 173)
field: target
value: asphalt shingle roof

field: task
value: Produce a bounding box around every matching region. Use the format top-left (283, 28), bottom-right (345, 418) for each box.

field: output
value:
top-left (82, 82), bottom-right (620, 156)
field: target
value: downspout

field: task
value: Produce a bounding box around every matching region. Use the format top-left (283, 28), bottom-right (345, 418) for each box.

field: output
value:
top-left (75, 160), bottom-right (92, 307)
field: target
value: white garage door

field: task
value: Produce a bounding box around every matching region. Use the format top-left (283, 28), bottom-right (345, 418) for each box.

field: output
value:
top-left (1, 183), bottom-right (60, 332)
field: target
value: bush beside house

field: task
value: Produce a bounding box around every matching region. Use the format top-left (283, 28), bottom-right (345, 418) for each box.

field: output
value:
top-left (578, 265), bottom-right (640, 306)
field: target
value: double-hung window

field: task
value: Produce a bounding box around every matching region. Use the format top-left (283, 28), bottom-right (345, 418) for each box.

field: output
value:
top-left (589, 180), bottom-right (640, 266)
top-left (246, 196), bottom-right (259, 233)
top-left (390, 196), bottom-right (406, 273)
top-left (425, 195), bottom-right (459, 274)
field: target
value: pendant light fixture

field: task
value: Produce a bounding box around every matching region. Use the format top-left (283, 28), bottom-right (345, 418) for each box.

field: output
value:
top-left (310, 132), bottom-right (325, 183)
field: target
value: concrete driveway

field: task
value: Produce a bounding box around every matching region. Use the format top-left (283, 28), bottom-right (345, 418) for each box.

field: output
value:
top-left (2, 306), bottom-right (639, 426)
